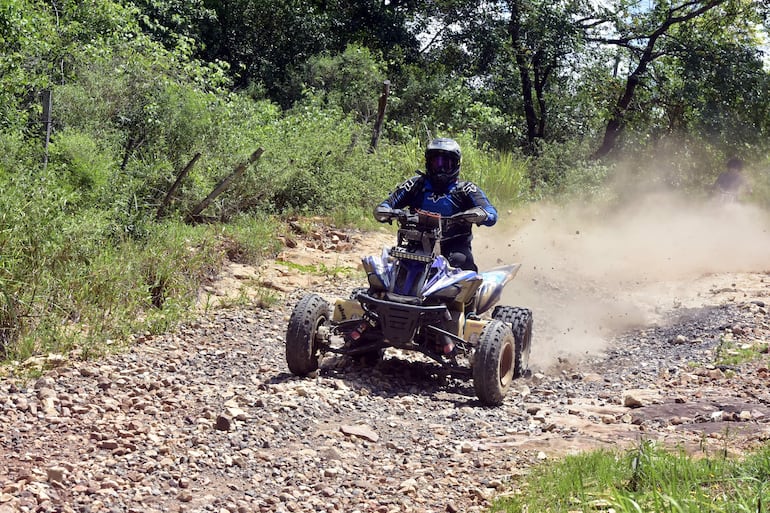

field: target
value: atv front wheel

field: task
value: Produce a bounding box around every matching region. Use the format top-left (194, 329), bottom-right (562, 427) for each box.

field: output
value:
top-left (472, 319), bottom-right (515, 406)
top-left (286, 294), bottom-right (330, 376)
top-left (492, 306), bottom-right (533, 378)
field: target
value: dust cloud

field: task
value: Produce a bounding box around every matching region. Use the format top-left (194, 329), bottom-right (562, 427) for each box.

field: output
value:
top-left (474, 192), bottom-right (770, 370)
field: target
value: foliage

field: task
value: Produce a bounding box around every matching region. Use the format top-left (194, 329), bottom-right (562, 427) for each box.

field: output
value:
top-left (130, 0), bottom-right (217, 50)
top-left (0, 0), bottom-right (57, 125)
top-left (0, 0), bottom-right (768, 362)
top-left (0, 167), bottom-right (280, 361)
top-left (525, 139), bottom-right (611, 199)
top-left (301, 44), bottom-right (387, 123)
top-left (716, 335), bottom-right (769, 367)
top-left (197, 0), bottom-right (335, 105)
top-left (186, 0), bottom-right (423, 106)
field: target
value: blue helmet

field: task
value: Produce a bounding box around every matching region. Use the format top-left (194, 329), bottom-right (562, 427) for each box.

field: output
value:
top-left (425, 138), bottom-right (461, 193)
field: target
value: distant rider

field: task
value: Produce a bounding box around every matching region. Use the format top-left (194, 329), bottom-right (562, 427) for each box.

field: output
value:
top-left (374, 138), bottom-right (498, 272)
top-left (713, 157), bottom-right (751, 202)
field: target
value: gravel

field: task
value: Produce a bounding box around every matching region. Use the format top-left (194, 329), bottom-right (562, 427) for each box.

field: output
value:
top-left (2, 272), bottom-right (769, 513)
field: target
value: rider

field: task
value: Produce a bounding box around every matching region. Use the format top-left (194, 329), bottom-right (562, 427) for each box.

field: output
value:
top-left (374, 138), bottom-right (498, 272)
top-left (713, 157), bottom-right (752, 201)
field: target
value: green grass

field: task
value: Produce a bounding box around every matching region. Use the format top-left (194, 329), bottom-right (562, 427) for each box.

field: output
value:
top-left (459, 137), bottom-right (532, 207)
top-left (491, 440), bottom-right (770, 513)
top-left (715, 335), bottom-right (769, 368)
top-left (275, 259), bottom-right (359, 277)
top-left (0, 213), bottom-right (282, 369)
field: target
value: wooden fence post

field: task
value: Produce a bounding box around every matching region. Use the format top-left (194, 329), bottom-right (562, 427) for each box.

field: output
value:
top-left (187, 148), bottom-right (264, 223)
top-left (42, 90), bottom-right (52, 169)
top-left (369, 80), bottom-right (390, 153)
top-left (156, 152), bottom-right (202, 219)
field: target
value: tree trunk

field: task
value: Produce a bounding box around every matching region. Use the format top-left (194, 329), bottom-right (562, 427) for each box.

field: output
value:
top-left (508, 0), bottom-right (539, 152)
top-left (369, 80), bottom-right (390, 153)
top-left (592, 72), bottom-right (643, 160)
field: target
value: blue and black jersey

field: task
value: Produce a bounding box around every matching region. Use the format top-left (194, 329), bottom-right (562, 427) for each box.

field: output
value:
top-left (378, 175), bottom-right (497, 240)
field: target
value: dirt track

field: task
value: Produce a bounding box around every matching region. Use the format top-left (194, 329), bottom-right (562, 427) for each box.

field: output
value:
top-left (2, 199), bottom-right (770, 513)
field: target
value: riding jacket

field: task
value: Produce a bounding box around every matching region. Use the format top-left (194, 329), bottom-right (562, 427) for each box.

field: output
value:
top-left (377, 175), bottom-right (498, 241)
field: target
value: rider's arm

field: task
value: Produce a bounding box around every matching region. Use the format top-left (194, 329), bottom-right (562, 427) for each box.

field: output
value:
top-left (374, 176), bottom-right (423, 222)
top-left (458, 182), bottom-right (497, 226)
top-left (374, 204), bottom-right (394, 222)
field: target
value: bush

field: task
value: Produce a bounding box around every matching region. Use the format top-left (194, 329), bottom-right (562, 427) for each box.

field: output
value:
top-left (47, 129), bottom-right (114, 203)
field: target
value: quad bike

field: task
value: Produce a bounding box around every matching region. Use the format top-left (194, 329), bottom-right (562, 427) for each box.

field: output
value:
top-left (285, 209), bottom-right (533, 406)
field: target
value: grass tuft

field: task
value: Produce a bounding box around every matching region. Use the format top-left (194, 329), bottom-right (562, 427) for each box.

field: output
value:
top-left (492, 440), bottom-right (770, 513)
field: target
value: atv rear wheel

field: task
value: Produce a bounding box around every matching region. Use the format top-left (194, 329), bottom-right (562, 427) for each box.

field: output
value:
top-left (286, 294), bottom-right (330, 376)
top-left (472, 319), bottom-right (516, 406)
top-left (492, 306), bottom-right (533, 378)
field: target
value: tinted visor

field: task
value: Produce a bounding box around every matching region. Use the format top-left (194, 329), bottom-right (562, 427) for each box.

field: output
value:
top-left (427, 154), bottom-right (456, 175)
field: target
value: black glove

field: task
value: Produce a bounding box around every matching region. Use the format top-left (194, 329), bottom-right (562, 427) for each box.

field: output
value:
top-left (374, 204), bottom-right (394, 223)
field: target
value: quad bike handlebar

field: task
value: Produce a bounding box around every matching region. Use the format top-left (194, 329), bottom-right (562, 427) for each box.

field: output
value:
top-left (377, 206), bottom-right (487, 227)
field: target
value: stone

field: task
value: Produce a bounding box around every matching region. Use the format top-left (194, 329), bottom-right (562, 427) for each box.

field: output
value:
top-left (46, 466), bottom-right (66, 483)
top-left (340, 424), bottom-right (379, 443)
top-left (215, 415), bottom-right (233, 431)
top-left (622, 389), bottom-right (662, 408)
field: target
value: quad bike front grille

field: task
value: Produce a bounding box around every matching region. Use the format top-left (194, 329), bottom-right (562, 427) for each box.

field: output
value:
top-left (379, 304), bottom-right (420, 344)
top-left (358, 293), bottom-right (449, 346)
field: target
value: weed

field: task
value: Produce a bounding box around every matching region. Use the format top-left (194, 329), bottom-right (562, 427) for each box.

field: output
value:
top-left (715, 335), bottom-right (767, 367)
top-left (276, 259), bottom-right (357, 278)
top-left (492, 441), bottom-right (770, 513)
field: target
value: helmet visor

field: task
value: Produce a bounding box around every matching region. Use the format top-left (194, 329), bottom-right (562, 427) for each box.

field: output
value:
top-left (427, 154), bottom-right (455, 175)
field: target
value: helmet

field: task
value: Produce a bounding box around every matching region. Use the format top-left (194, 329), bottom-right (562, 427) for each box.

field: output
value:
top-left (727, 157), bottom-right (744, 171)
top-left (425, 138), bottom-right (461, 193)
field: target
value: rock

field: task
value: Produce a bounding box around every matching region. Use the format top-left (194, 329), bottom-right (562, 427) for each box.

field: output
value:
top-left (215, 415), bottom-right (233, 431)
top-left (340, 424), bottom-right (379, 443)
top-left (671, 335), bottom-right (688, 344)
top-left (622, 389), bottom-right (662, 408)
top-left (707, 368), bottom-right (725, 380)
top-left (46, 466), bottom-right (66, 483)
top-left (398, 478), bottom-right (418, 493)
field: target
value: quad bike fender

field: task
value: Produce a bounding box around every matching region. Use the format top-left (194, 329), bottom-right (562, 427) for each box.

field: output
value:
top-left (333, 298), bottom-right (364, 322)
top-left (475, 264), bottom-right (521, 315)
top-left (463, 318), bottom-right (487, 345)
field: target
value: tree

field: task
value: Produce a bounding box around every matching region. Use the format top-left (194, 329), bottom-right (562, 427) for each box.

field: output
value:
top-left (659, 3), bottom-right (770, 149)
top-left (589, 0), bottom-right (735, 159)
top-left (0, 0), bottom-right (58, 129)
top-left (130, 0), bottom-right (217, 50)
top-left (301, 44), bottom-right (387, 123)
top-left (187, 0), bottom-right (426, 107)
top-left (506, 0), bottom-right (591, 152)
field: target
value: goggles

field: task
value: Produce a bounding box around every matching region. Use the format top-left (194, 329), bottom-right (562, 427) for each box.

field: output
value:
top-left (427, 154), bottom-right (455, 174)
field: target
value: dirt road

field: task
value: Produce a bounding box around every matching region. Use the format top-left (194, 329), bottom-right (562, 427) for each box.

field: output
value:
top-left (1, 197), bottom-right (769, 513)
